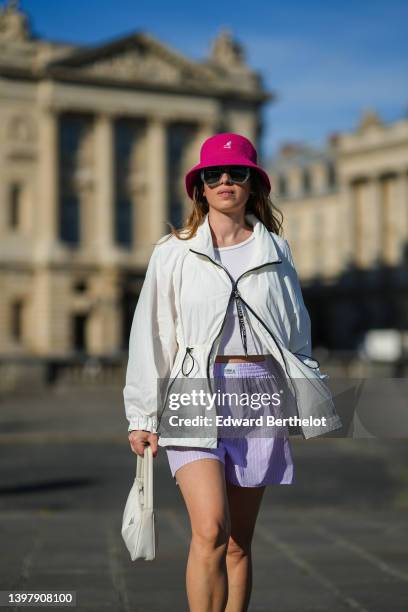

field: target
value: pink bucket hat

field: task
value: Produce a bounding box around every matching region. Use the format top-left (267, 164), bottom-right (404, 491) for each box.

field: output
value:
top-left (185, 132), bottom-right (271, 199)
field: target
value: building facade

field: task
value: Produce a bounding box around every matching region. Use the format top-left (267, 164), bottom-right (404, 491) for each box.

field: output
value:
top-left (0, 1), bottom-right (271, 360)
top-left (269, 110), bottom-right (408, 351)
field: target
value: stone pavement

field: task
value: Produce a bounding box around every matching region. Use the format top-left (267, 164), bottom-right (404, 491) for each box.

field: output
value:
top-left (0, 386), bottom-right (407, 611)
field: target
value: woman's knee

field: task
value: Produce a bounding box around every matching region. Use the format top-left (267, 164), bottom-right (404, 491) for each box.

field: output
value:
top-left (227, 533), bottom-right (252, 560)
top-left (191, 518), bottom-right (231, 557)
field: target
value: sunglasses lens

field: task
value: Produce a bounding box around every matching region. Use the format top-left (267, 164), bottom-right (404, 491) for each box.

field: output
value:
top-left (229, 167), bottom-right (250, 182)
top-left (202, 168), bottom-right (223, 185)
top-left (202, 166), bottom-right (250, 185)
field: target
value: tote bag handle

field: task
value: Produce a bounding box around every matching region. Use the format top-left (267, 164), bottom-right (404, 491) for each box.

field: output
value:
top-left (136, 444), bottom-right (153, 511)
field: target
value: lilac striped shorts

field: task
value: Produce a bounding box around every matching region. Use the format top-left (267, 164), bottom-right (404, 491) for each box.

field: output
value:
top-left (165, 355), bottom-right (294, 487)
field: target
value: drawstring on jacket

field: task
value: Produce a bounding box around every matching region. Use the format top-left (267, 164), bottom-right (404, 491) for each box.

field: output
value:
top-left (181, 346), bottom-right (195, 376)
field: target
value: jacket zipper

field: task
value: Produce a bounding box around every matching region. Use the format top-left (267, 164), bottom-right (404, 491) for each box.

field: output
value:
top-left (188, 249), bottom-right (287, 396)
top-left (234, 287), bottom-right (248, 357)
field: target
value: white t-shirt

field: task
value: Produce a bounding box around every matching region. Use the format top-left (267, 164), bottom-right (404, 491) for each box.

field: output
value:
top-left (213, 233), bottom-right (270, 356)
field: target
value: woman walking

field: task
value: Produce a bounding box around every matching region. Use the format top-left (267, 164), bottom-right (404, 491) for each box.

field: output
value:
top-left (124, 132), bottom-right (341, 611)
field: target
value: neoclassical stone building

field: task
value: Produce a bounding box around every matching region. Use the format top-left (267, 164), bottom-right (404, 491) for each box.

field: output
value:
top-left (269, 110), bottom-right (408, 351)
top-left (0, 1), bottom-right (271, 360)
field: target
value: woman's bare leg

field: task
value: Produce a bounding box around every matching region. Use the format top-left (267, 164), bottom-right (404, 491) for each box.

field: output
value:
top-left (176, 458), bottom-right (231, 612)
top-left (224, 482), bottom-right (266, 612)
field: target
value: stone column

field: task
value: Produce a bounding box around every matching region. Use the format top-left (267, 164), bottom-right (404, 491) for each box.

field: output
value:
top-left (397, 169), bottom-right (408, 264)
top-left (190, 122), bottom-right (217, 167)
top-left (354, 179), bottom-right (368, 268)
top-left (195, 122), bottom-right (217, 150)
top-left (93, 113), bottom-right (114, 262)
top-left (180, 122), bottom-right (211, 213)
top-left (379, 173), bottom-right (400, 266)
top-left (367, 174), bottom-right (382, 265)
top-left (340, 178), bottom-right (355, 269)
top-left (88, 269), bottom-right (121, 355)
top-left (312, 161), bottom-right (327, 195)
top-left (36, 107), bottom-right (58, 261)
top-left (146, 117), bottom-right (167, 244)
top-left (180, 121), bottom-right (217, 217)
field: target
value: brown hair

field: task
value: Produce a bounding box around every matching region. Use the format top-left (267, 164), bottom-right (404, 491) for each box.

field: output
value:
top-left (161, 169), bottom-right (284, 242)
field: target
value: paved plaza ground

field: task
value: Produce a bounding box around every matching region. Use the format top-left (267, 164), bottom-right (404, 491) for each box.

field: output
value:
top-left (0, 386), bottom-right (407, 611)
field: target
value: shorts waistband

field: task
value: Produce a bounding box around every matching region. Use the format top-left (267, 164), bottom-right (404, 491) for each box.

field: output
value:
top-left (214, 355), bottom-right (277, 378)
top-left (215, 355), bottom-right (268, 363)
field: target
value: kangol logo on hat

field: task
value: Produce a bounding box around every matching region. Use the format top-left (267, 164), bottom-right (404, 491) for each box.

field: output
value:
top-left (184, 132), bottom-right (271, 199)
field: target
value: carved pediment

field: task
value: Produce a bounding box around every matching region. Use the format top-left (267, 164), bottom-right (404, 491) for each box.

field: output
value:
top-left (45, 32), bottom-right (216, 88)
top-left (39, 30), bottom-right (268, 99)
top-left (76, 47), bottom-right (184, 85)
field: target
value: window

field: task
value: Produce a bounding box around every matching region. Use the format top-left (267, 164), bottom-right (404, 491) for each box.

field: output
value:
top-left (9, 183), bottom-right (22, 229)
top-left (278, 173), bottom-right (288, 197)
top-left (58, 113), bottom-right (93, 247)
top-left (302, 168), bottom-right (312, 195)
top-left (73, 279), bottom-right (87, 293)
top-left (327, 161), bottom-right (337, 189)
top-left (11, 299), bottom-right (23, 342)
top-left (72, 314), bottom-right (87, 353)
top-left (59, 195), bottom-right (80, 245)
top-left (113, 118), bottom-right (145, 248)
top-left (115, 198), bottom-right (132, 247)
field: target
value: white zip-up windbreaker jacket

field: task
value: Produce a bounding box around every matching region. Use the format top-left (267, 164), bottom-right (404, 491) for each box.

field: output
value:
top-left (123, 212), bottom-right (343, 447)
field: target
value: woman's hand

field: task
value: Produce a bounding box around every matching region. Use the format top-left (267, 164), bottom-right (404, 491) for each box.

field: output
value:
top-left (128, 430), bottom-right (158, 458)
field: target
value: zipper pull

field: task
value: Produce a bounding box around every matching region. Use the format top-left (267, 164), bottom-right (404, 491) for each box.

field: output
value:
top-left (233, 288), bottom-right (248, 357)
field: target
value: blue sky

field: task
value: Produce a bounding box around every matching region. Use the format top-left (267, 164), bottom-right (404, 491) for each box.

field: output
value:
top-left (16, 0), bottom-right (408, 160)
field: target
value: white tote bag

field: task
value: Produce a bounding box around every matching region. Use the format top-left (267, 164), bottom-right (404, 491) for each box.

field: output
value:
top-left (121, 445), bottom-right (157, 561)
